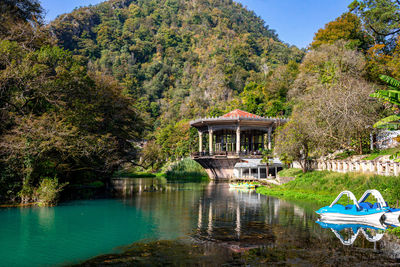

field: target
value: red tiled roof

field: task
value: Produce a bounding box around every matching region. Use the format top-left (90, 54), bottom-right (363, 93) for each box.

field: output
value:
top-left (221, 109), bottom-right (262, 119)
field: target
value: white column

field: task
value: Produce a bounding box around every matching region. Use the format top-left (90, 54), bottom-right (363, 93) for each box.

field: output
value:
top-left (249, 168), bottom-right (251, 178)
top-left (268, 126), bottom-right (272, 150)
top-left (198, 131), bottom-right (203, 153)
top-left (236, 126), bottom-right (241, 155)
top-left (209, 128), bottom-right (213, 155)
top-left (370, 161), bottom-right (375, 173)
top-left (370, 133), bottom-right (374, 151)
top-left (257, 167), bottom-right (260, 179)
top-left (386, 162), bottom-right (390, 176)
top-left (394, 163), bottom-right (399, 176)
top-left (377, 162), bottom-right (382, 174)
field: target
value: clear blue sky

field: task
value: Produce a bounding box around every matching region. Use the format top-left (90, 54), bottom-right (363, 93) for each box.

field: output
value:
top-left (40, 0), bottom-right (352, 48)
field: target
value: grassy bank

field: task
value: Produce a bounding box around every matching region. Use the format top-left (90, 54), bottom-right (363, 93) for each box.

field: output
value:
top-left (257, 168), bottom-right (400, 206)
top-left (165, 158), bottom-right (209, 181)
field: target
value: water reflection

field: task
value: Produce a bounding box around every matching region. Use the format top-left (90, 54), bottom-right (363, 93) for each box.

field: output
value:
top-left (191, 183), bottom-right (314, 252)
top-left (95, 180), bottom-right (400, 265)
top-left (112, 178), bottom-right (167, 197)
top-left (316, 220), bottom-right (385, 245)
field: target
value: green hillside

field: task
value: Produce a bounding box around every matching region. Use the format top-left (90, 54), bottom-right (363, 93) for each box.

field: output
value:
top-left (50, 0), bottom-right (303, 124)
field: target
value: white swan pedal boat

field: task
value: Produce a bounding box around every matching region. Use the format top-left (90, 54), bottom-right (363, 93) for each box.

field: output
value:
top-left (315, 190), bottom-right (387, 223)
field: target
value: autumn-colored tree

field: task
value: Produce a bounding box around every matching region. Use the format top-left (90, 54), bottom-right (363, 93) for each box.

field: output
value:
top-left (278, 42), bottom-right (381, 166)
top-left (311, 12), bottom-right (372, 50)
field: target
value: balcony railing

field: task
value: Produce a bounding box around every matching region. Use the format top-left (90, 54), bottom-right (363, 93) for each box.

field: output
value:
top-left (191, 151), bottom-right (263, 158)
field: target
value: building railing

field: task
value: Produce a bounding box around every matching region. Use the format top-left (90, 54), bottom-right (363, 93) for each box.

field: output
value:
top-left (308, 159), bottom-right (400, 176)
top-left (191, 151), bottom-right (264, 158)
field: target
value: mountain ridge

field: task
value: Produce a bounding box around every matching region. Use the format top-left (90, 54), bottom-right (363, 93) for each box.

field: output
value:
top-left (49, 0), bottom-right (303, 125)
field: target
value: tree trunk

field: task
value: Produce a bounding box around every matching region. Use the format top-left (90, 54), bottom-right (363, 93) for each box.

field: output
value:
top-left (357, 132), bottom-right (363, 155)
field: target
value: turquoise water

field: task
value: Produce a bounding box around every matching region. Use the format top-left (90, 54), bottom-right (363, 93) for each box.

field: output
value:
top-left (0, 200), bottom-right (162, 266)
top-left (0, 179), bottom-right (203, 267)
top-left (1, 179), bottom-right (399, 266)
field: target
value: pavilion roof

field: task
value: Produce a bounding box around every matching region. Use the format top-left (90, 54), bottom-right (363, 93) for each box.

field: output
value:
top-left (189, 109), bottom-right (288, 129)
top-left (222, 109), bottom-right (263, 119)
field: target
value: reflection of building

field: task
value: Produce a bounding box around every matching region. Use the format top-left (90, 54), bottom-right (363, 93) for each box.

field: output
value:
top-left (194, 184), bottom-right (309, 252)
top-left (190, 109), bottom-right (286, 179)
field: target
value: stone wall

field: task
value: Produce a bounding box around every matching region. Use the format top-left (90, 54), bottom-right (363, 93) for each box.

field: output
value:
top-left (311, 159), bottom-right (400, 176)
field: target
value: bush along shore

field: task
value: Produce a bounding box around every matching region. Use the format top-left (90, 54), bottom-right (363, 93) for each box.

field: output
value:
top-left (257, 168), bottom-right (400, 206)
top-left (164, 158), bottom-right (209, 181)
top-left (113, 158), bottom-right (209, 182)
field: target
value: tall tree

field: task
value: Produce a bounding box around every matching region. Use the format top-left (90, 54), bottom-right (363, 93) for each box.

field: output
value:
top-left (350, 0), bottom-right (400, 49)
top-left (311, 12), bottom-right (373, 50)
top-left (278, 42), bottom-right (381, 163)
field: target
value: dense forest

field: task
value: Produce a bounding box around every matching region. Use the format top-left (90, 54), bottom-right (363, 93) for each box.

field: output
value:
top-left (1, 0), bottom-right (400, 204)
top-left (49, 0), bottom-right (304, 166)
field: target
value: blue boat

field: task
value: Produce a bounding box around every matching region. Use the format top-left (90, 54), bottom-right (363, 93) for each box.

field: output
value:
top-left (315, 191), bottom-right (387, 223)
top-left (358, 189), bottom-right (400, 226)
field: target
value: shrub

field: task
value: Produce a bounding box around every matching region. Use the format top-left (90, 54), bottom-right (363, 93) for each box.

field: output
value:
top-left (35, 178), bottom-right (68, 206)
top-left (165, 158), bottom-right (208, 181)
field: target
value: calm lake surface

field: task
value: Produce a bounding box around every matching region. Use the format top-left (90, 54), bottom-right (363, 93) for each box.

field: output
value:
top-left (1, 178), bottom-right (400, 266)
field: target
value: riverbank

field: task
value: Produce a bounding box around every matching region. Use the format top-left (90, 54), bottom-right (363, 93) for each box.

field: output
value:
top-left (114, 158), bottom-right (209, 182)
top-left (256, 168), bottom-right (400, 206)
top-left (257, 168), bottom-right (400, 237)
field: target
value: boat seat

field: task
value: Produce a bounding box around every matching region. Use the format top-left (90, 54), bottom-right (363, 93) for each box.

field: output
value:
top-left (372, 203), bottom-right (381, 209)
top-left (345, 204), bottom-right (354, 210)
top-left (359, 202), bottom-right (372, 210)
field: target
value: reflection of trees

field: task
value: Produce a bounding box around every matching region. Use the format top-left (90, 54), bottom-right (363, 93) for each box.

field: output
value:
top-left (108, 180), bottom-right (400, 264)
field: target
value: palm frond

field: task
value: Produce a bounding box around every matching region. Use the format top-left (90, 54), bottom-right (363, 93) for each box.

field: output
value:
top-left (373, 115), bottom-right (400, 129)
top-left (380, 75), bottom-right (400, 89)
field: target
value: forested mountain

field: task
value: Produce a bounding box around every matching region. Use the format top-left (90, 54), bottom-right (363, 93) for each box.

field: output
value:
top-left (50, 0), bottom-right (303, 125)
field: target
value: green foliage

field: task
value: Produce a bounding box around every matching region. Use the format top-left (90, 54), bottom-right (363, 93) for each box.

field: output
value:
top-left (165, 158), bottom-right (209, 181)
top-left (277, 168), bottom-right (303, 178)
top-left (155, 120), bottom-right (197, 161)
top-left (334, 150), bottom-right (357, 160)
top-left (0, 2), bottom-right (145, 204)
top-left (50, 0), bottom-right (304, 126)
top-left (35, 178), bottom-right (68, 206)
top-left (258, 169), bottom-right (400, 205)
top-left (363, 147), bottom-right (400, 160)
top-left (350, 0), bottom-right (400, 50)
top-left (276, 42), bottom-right (380, 164)
top-left (311, 12), bottom-right (373, 51)
top-left (371, 75), bottom-right (400, 130)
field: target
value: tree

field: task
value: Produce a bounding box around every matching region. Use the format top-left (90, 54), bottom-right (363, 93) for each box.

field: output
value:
top-left (0, 0), bottom-right (43, 23)
top-left (139, 140), bottom-right (163, 172)
top-left (0, 40), bottom-right (144, 203)
top-left (350, 0), bottom-right (400, 50)
top-left (274, 115), bottom-right (314, 173)
top-left (311, 12), bottom-right (373, 50)
top-left (283, 42), bottom-right (381, 161)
